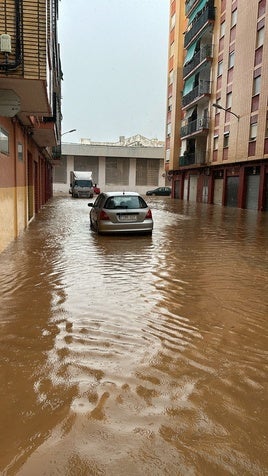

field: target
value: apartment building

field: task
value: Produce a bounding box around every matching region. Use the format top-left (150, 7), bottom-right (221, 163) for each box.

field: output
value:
top-left (166, 0), bottom-right (268, 211)
top-left (0, 0), bottom-right (62, 254)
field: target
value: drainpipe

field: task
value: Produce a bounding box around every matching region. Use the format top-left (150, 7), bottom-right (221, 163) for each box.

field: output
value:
top-left (12, 118), bottom-right (18, 238)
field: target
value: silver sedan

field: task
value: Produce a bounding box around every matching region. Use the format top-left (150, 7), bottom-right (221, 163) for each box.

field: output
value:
top-left (88, 191), bottom-right (153, 234)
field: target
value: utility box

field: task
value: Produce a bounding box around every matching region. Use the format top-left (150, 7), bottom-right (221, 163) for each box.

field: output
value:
top-left (0, 34), bottom-right (12, 53)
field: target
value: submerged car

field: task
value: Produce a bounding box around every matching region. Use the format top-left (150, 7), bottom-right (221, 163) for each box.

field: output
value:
top-left (88, 191), bottom-right (153, 234)
top-left (146, 186), bottom-right (171, 196)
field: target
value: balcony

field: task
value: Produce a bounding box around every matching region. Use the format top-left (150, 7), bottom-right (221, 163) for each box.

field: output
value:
top-left (182, 81), bottom-right (211, 107)
top-left (184, 0), bottom-right (215, 47)
top-left (185, 0), bottom-right (198, 16)
top-left (179, 150), bottom-right (206, 167)
top-left (52, 145), bottom-right (62, 159)
top-left (180, 117), bottom-right (209, 138)
top-left (0, 1), bottom-right (62, 151)
top-left (183, 44), bottom-right (213, 78)
top-left (179, 153), bottom-right (195, 167)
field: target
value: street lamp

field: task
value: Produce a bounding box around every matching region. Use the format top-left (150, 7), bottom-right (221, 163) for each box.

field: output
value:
top-left (61, 128), bottom-right (76, 136)
top-left (212, 103), bottom-right (240, 120)
top-left (212, 103), bottom-right (240, 164)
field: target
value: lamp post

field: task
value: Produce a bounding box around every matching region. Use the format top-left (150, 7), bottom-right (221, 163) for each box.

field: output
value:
top-left (212, 103), bottom-right (241, 206)
top-left (212, 103), bottom-right (240, 159)
top-left (61, 128), bottom-right (76, 137)
top-left (212, 103), bottom-right (240, 120)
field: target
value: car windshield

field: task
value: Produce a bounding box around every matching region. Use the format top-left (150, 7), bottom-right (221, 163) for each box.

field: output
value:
top-left (75, 180), bottom-right (93, 187)
top-left (105, 196), bottom-right (147, 209)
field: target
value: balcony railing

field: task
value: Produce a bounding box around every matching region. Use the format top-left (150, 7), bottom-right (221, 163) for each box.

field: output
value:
top-left (52, 145), bottom-right (62, 159)
top-left (183, 44), bottom-right (213, 78)
top-left (180, 117), bottom-right (209, 138)
top-left (182, 80), bottom-right (211, 107)
top-left (179, 150), bottom-right (206, 167)
top-left (179, 153), bottom-right (195, 166)
top-left (184, 0), bottom-right (215, 47)
top-left (185, 0), bottom-right (198, 16)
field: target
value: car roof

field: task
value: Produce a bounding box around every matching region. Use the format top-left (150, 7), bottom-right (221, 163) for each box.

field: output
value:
top-left (102, 191), bottom-right (141, 197)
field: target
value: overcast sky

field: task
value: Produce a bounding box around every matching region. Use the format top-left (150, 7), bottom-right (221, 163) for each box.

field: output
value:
top-left (58, 0), bottom-right (169, 143)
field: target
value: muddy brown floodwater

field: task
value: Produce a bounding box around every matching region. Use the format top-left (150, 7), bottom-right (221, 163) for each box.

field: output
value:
top-left (0, 196), bottom-right (267, 475)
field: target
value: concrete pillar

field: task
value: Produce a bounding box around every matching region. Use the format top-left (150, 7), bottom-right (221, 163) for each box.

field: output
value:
top-left (129, 159), bottom-right (136, 189)
top-left (98, 156), bottom-right (106, 191)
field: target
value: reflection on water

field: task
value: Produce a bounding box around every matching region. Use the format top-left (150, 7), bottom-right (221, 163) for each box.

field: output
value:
top-left (0, 197), bottom-right (267, 475)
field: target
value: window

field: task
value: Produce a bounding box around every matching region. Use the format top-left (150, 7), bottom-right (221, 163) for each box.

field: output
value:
top-left (0, 128), bottom-right (9, 155)
top-left (226, 92), bottom-right (232, 109)
top-left (253, 76), bottom-right (261, 95)
top-left (213, 135), bottom-right (219, 150)
top-left (168, 96), bottom-right (172, 112)
top-left (168, 70), bottom-right (174, 85)
top-left (231, 9), bottom-right (237, 27)
top-left (258, 0), bottom-right (266, 17)
top-left (167, 123), bottom-right (171, 136)
top-left (223, 132), bottom-right (229, 148)
top-left (220, 21), bottom-right (225, 37)
top-left (165, 149), bottom-right (170, 162)
top-left (171, 14), bottom-right (176, 29)
top-left (228, 51), bottom-right (235, 68)
top-left (218, 61), bottom-right (223, 76)
top-left (18, 142), bottom-right (23, 161)
top-left (170, 42), bottom-right (174, 57)
top-left (265, 114), bottom-right (268, 138)
top-left (256, 26), bottom-right (265, 48)
top-left (249, 123), bottom-right (257, 140)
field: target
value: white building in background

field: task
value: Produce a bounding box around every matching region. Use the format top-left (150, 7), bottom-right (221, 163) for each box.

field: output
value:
top-left (53, 135), bottom-right (166, 195)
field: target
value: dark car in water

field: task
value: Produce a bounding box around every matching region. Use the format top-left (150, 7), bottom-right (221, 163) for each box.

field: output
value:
top-left (146, 186), bottom-right (171, 196)
top-left (88, 191), bottom-right (153, 235)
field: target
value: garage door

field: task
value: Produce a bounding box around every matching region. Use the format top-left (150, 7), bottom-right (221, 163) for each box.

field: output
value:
top-left (214, 178), bottom-right (223, 205)
top-left (183, 177), bottom-right (189, 200)
top-left (189, 175), bottom-right (198, 201)
top-left (245, 174), bottom-right (260, 210)
top-left (226, 176), bottom-right (239, 208)
top-left (265, 175), bottom-right (268, 211)
top-left (174, 179), bottom-right (180, 198)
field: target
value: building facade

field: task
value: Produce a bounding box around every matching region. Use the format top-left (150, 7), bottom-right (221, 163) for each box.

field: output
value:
top-left (166, 0), bottom-right (268, 211)
top-left (0, 0), bottom-right (62, 254)
top-left (53, 135), bottom-right (165, 196)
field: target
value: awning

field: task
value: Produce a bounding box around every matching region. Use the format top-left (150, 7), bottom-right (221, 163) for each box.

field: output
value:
top-left (185, 106), bottom-right (196, 119)
top-left (183, 39), bottom-right (198, 65)
top-left (183, 75), bottom-right (195, 95)
top-left (189, 0), bottom-right (207, 23)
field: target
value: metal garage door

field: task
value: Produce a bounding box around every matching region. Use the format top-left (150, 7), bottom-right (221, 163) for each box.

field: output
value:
top-left (174, 179), bottom-right (180, 198)
top-left (183, 177), bottom-right (189, 200)
top-left (189, 175), bottom-right (198, 201)
top-left (265, 175), bottom-right (268, 211)
top-left (226, 176), bottom-right (239, 208)
top-left (213, 178), bottom-right (223, 205)
top-left (245, 174), bottom-right (260, 210)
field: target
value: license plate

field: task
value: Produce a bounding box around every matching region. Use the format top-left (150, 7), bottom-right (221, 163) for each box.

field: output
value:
top-left (119, 214), bottom-right (137, 221)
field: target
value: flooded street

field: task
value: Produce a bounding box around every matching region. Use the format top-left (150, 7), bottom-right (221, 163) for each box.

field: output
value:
top-left (0, 196), bottom-right (267, 475)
